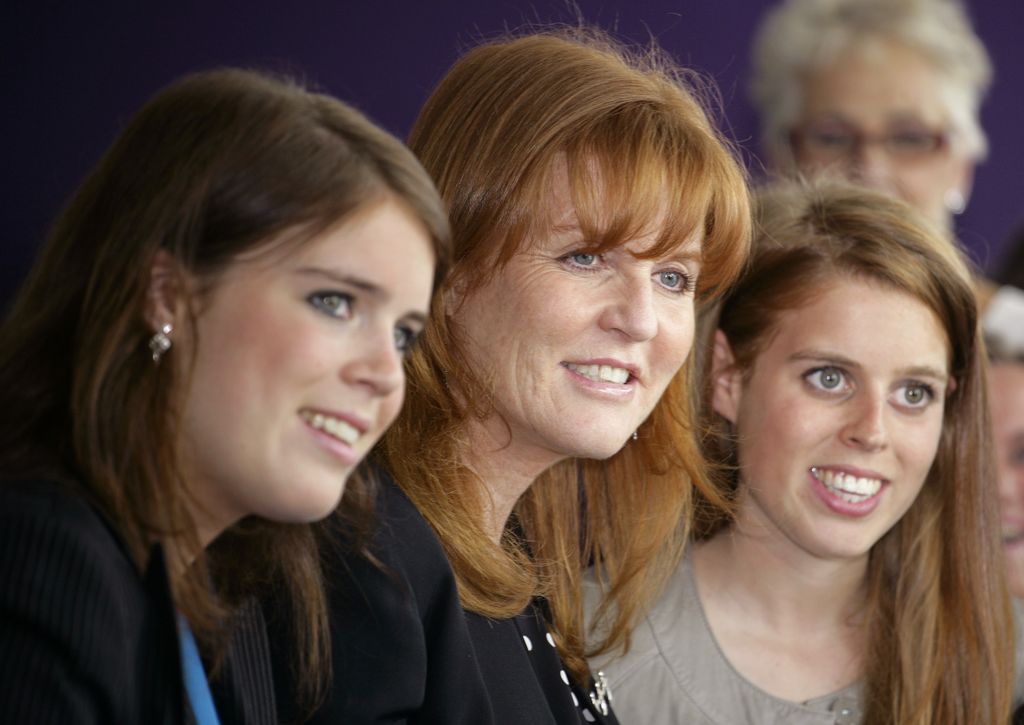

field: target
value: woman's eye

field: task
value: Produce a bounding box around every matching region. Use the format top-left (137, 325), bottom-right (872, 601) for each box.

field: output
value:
top-left (805, 366), bottom-right (847, 393)
top-left (656, 269), bottom-right (691, 293)
top-left (895, 382), bottom-right (935, 409)
top-left (394, 325), bottom-right (419, 354)
top-left (308, 291), bottom-right (354, 319)
top-left (566, 251), bottom-right (600, 268)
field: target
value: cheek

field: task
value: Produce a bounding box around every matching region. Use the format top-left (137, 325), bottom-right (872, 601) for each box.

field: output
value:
top-left (652, 305), bottom-right (696, 372)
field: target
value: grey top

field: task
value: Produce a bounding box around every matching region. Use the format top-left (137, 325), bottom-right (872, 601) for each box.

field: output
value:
top-left (588, 553), bottom-right (1024, 725)
top-left (587, 552), bottom-right (860, 725)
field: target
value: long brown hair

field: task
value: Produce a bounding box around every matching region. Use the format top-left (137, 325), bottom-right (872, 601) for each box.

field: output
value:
top-left (698, 180), bottom-right (1013, 723)
top-left (382, 28), bottom-right (751, 682)
top-left (0, 68), bottom-right (449, 705)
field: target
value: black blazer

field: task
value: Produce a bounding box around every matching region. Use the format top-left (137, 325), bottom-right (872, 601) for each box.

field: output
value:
top-left (0, 478), bottom-right (185, 724)
top-left (270, 476), bottom-right (494, 724)
top-left (270, 474), bottom-right (618, 725)
top-left (0, 478), bottom-right (277, 725)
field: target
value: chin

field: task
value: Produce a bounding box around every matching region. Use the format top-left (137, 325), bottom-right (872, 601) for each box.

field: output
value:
top-left (558, 432), bottom-right (633, 462)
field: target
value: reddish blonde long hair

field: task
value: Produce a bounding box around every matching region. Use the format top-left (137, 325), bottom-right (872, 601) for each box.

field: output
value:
top-left (381, 28), bottom-right (751, 682)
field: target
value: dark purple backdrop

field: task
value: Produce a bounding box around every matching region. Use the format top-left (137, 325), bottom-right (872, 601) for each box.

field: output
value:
top-left (4, 1), bottom-right (1022, 309)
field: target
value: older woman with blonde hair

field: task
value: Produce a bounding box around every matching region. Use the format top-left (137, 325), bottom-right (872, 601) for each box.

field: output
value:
top-left (751, 0), bottom-right (991, 237)
top-left (275, 27), bottom-right (751, 724)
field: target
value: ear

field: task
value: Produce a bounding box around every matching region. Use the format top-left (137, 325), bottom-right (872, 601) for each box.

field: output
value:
top-left (711, 329), bottom-right (743, 424)
top-left (145, 249), bottom-right (183, 332)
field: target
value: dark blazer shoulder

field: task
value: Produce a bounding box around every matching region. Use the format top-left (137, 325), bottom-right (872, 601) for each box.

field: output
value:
top-left (0, 477), bottom-right (184, 724)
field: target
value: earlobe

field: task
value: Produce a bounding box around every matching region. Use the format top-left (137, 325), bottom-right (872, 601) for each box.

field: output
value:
top-left (145, 249), bottom-right (182, 332)
top-left (710, 329), bottom-right (742, 424)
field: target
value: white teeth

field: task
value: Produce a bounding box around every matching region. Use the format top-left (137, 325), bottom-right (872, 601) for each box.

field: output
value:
top-left (811, 467), bottom-right (882, 503)
top-left (302, 410), bottom-right (360, 445)
top-left (566, 363), bottom-right (630, 384)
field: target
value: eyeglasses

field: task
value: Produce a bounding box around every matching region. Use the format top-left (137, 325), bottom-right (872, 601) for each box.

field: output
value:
top-left (789, 121), bottom-right (950, 162)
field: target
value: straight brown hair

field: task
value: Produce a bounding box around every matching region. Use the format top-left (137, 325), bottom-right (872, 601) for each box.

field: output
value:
top-left (698, 180), bottom-right (1013, 723)
top-left (0, 68), bottom-right (449, 708)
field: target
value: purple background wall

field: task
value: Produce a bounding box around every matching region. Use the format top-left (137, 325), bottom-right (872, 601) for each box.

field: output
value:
top-left (3, 1), bottom-right (1022, 309)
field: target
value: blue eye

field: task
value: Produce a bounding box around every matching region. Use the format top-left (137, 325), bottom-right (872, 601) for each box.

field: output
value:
top-left (394, 325), bottom-right (419, 355)
top-left (805, 366), bottom-right (847, 393)
top-left (308, 291), bottom-right (354, 319)
top-left (657, 269), bottom-right (691, 293)
top-left (566, 252), bottom-right (599, 268)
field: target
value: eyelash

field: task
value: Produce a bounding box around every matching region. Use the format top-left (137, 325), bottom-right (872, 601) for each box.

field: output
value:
top-left (310, 291), bottom-right (421, 354)
top-left (393, 326), bottom-right (420, 356)
top-left (308, 291), bottom-right (354, 319)
top-left (802, 366), bottom-right (937, 410)
top-left (560, 252), bottom-right (693, 293)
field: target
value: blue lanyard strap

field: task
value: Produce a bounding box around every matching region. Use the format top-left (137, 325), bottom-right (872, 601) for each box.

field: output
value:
top-left (177, 614), bottom-right (222, 725)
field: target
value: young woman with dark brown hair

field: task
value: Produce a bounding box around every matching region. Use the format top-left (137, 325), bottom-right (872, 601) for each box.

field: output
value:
top-left (0, 68), bottom-right (448, 723)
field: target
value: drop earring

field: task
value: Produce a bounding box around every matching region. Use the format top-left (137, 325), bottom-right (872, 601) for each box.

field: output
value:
top-left (631, 430), bottom-right (639, 442)
top-left (148, 323), bottom-right (173, 362)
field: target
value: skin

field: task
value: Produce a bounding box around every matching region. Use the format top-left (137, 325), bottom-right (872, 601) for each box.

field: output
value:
top-left (793, 38), bottom-right (973, 233)
top-left (450, 164), bottom-right (703, 541)
top-left (990, 362), bottom-right (1024, 598)
top-left (696, 276), bottom-right (950, 701)
top-left (150, 198), bottom-right (435, 547)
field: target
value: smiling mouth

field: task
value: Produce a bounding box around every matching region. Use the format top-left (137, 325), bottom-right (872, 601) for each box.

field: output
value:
top-left (810, 467), bottom-right (884, 504)
top-left (300, 410), bottom-right (361, 445)
top-left (563, 362), bottom-right (632, 384)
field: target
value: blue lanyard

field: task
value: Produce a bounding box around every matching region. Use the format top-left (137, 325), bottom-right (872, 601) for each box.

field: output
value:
top-left (177, 614), bottom-right (222, 725)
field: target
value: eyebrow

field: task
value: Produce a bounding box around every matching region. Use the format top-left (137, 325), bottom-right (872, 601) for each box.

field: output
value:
top-left (297, 266), bottom-right (429, 325)
top-left (789, 349), bottom-right (948, 381)
top-left (296, 267), bottom-right (384, 296)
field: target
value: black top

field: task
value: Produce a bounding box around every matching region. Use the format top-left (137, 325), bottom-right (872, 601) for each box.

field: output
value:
top-left (0, 478), bottom-right (185, 724)
top-left (270, 476), bottom-right (493, 724)
top-left (468, 606), bottom-right (619, 725)
top-left (270, 474), bottom-right (619, 725)
top-left (0, 477), bottom-right (277, 725)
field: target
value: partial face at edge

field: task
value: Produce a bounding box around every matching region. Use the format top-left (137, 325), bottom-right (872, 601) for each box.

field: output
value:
top-left (449, 162), bottom-right (703, 469)
top-left (990, 361), bottom-right (1024, 598)
top-left (159, 198), bottom-right (435, 544)
top-left (712, 277), bottom-right (950, 565)
top-left (792, 38), bottom-right (973, 231)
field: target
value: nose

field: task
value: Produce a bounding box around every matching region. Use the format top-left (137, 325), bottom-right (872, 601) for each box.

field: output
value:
top-left (341, 324), bottom-right (404, 397)
top-left (847, 142), bottom-right (895, 193)
top-left (840, 391), bottom-right (888, 451)
top-left (598, 271), bottom-right (658, 342)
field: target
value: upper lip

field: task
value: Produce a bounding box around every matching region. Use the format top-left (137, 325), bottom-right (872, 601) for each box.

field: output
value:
top-left (300, 407), bottom-right (370, 435)
top-left (563, 358), bottom-right (642, 383)
top-left (812, 464), bottom-right (889, 483)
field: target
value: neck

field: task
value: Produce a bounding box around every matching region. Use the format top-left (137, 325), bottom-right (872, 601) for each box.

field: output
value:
top-left (462, 417), bottom-right (564, 544)
top-left (694, 520), bottom-right (868, 633)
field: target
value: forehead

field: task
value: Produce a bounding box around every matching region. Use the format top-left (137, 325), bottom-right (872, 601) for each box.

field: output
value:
top-left (536, 156), bottom-right (703, 259)
top-left (761, 276), bottom-right (949, 373)
top-left (800, 38), bottom-right (949, 128)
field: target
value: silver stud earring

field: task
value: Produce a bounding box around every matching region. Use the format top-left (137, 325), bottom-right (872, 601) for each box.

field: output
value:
top-left (944, 188), bottom-right (966, 215)
top-left (631, 430), bottom-right (639, 442)
top-left (148, 323), bottom-right (173, 362)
